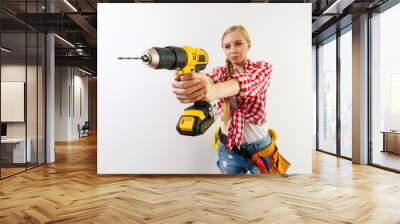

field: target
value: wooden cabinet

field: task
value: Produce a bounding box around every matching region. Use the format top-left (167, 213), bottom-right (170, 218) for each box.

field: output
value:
top-left (382, 131), bottom-right (400, 154)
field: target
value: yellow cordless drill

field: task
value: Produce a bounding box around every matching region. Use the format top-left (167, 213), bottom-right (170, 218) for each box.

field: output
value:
top-left (118, 46), bottom-right (214, 136)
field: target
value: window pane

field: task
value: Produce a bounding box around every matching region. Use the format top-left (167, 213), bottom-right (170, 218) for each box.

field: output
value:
top-left (27, 31), bottom-right (38, 169)
top-left (38, 32), bottom-right (45, 165)
top-left (340, 29), bottom-right (352, 158)
top-left (318, 37), bottom-right (337, 154)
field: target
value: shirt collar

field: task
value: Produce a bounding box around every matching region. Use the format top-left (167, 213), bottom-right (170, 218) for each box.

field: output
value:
top-left (243, 58), bottom-right (252, 70)
top-left (233, 59), bottom-right (252, 73)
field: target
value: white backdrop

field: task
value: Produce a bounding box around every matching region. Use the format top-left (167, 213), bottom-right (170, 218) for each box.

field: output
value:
top-left (98, 3), bottom-right (312, 174)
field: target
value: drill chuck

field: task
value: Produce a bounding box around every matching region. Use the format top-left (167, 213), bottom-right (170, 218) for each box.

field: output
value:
top-left (142, 47), bottom-right (188, 70)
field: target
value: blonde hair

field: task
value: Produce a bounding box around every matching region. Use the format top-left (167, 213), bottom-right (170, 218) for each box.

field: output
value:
top-left (221, 25), bottom-right (251, 127)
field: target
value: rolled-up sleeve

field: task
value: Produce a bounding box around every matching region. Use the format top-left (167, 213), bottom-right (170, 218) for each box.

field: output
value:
top-left (207, 66), bottom-right (225, 84)
top-left (232, 61), bottom-right (272, 97)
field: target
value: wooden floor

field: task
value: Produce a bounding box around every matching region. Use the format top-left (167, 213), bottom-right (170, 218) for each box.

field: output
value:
top-left (1, 134), bottom-right (400, 223)
top-left (0, 167), bottom-right (26, 178)
top-left (373, 151), bottom-right (400, 171)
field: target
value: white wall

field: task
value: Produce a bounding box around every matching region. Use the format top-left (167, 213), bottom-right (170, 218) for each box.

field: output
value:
top-left (55, 67), bottom-right (89, 141)
top-left (98, 3), bottom-right (312, 174)
top-left (55, 67), bottom-right (69, 141)
top-left (72, 72), bottom-right (89, 138)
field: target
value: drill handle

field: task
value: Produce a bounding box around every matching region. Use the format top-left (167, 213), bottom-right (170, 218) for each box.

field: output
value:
top-left (176, 64), bottom-right (206, 79)
top-left (175, 69), bottom-right (194, 80)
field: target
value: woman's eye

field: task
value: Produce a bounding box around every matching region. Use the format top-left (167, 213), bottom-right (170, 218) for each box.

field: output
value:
top-left (224, 45), bottom-right (230, 49)
top-left (235, 42), bottom-right (242, 47)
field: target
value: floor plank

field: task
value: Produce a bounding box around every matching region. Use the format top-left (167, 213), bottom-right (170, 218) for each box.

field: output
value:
top-left (0, 134), bottom-right (399, 223)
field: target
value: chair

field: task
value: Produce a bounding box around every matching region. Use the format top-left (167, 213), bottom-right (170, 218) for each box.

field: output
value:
top-left (79, 121), bottom-right (90, 138)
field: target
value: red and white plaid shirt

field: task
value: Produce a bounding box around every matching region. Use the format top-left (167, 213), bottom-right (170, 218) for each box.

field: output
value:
top-left (208, 59), bottom-right (272, 150)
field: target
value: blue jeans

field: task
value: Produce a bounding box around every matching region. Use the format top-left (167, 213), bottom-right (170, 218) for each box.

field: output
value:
top-left (216, 134), bottom-right (272, 174)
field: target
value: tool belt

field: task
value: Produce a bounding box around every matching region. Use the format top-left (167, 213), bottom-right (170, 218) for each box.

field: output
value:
top-left (218, 130), bottom-right (266, 158)
top-left (214, 127), bottom-right (291, 174)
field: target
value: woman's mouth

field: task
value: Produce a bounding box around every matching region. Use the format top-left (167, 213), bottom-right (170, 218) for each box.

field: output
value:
top-left (231, 56), bottom-right (239, 60)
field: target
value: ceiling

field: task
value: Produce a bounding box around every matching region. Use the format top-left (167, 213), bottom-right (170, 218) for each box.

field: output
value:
top-left (0, 0), bottom-right (394, 75)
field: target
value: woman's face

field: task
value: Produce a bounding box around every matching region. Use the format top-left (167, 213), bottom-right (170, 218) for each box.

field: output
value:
top-left (222, 31), bottom-right (250, 66)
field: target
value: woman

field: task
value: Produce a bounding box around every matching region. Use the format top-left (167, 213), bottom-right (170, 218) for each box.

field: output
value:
top-left (172, 25), bottom-right (273, 174)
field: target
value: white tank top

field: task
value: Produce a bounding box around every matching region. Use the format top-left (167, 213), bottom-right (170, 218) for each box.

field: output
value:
top-left (220, 96), bottom-right (269, 145)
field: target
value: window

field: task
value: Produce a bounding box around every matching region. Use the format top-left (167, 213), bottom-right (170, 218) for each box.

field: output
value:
top-left (371, 3), bottom-right (400, 171)
top-left (318, 36), bottom-right (337, 154)
top-left (0, 1), bottom-right (47, 179)
top-left (340, 28), bottom-right (352, 158)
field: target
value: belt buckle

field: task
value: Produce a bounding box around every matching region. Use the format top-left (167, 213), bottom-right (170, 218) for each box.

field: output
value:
top-left (237, 146), bottom-right (250, 158)
top-left (219, 132), bottom-right (227, 144)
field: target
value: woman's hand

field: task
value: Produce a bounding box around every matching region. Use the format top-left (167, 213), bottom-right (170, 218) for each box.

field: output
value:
top-left (172, 72), bottom-right (215, 103)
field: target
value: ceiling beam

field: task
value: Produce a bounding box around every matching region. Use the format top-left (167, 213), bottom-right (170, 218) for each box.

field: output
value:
top-left (55, 55), bottom-right (96, 69)
top-left (322, 0), bottom-right (356, 14)
top-left (67, 13), bottom-right (97, 44)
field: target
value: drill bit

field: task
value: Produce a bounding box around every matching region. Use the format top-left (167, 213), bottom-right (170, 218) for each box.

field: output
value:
top-left (117, 57), bottom-right (142, 60)
top-left (117, 55), bottom-right (150, 62)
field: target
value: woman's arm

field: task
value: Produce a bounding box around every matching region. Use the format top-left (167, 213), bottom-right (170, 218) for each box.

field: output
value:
top-left (172, 72), bottom-right (240, 103)
top-left (204, 79), bottom-right (240, 101)
top-left (193, 72), bottom-right (240, 100)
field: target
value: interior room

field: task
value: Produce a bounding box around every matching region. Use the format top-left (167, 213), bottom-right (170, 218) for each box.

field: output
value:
top-left (0, 1), bottom-right (399, 223)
